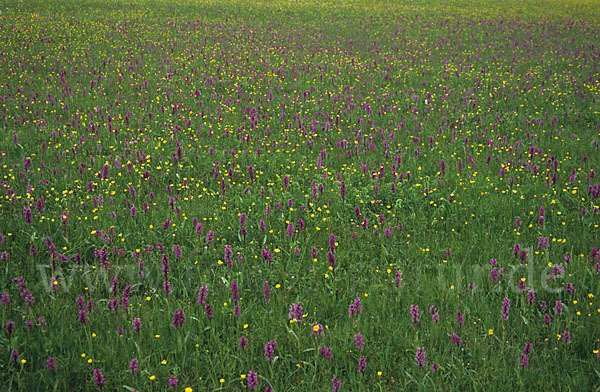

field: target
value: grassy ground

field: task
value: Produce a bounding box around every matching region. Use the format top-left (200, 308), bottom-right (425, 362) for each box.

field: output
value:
top-left (0, 0), bottom-right (599, 390)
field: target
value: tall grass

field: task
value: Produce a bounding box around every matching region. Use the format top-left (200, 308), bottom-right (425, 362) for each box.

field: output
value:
top-left (0, 0), bottom-right (599, 390)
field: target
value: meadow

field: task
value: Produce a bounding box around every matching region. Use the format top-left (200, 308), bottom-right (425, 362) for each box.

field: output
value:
top-left (1, 0), bottom-right (599, 390)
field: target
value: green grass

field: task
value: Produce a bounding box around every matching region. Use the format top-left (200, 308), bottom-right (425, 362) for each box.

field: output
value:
top-left (0, 0), bottom-right (599, 390)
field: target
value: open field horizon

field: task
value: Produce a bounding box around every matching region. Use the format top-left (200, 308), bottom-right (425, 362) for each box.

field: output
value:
top-left (1, 0), bottom-right (599, 390)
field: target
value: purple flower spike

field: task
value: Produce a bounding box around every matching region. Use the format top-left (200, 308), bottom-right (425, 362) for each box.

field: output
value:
top-left (355, 333), bottom-right (365, 350)
top-left (410, 304), bottom-right (420, 323)
top-left (133, 317), bottom-right (141, 332)
top-left (394, 270), bottom-right (402, 287)
top-left (554, 300), bottom-right (563, 315)
top-left (501, 297), bottom-right (510, 321)
top-left (129, 358), bottom-right (138, 374)
top-left (231, 280), bottom-right (240, 303)
top-left (289, 302), bottom-right (304, 323)
top-left (46, 357), bottom-right (56, 371)
top-left (93, 369), bottom-right (105, 386)
top-left (197, 285), bottom-right (208, 305)
top-left (349, 297), bottom-right (362, 318)
top-left (416, 347), bottom-right (426, 367)
top-left (172, 309), bottom-right (185, 329)
top-left (264, 340), bottom-right (277, 361)
top-left (5, 320), bottom-right (15, 334)
top-left (263, 281), bottom-right (271, 304)
top-left (358, 356), bottom-right (366, 374)
top-left (451, 333), bottom-right (463, 346)
top-left (319, 346), bottom-right (333, 360)
top-left (239, 336), bottom-right (248, 350)
top-left (332, 376), bottom-right (341, 391)
top-left (247, 370), bottom-right (258, 390)
top-left (520, 353), bottom-right (529, 369)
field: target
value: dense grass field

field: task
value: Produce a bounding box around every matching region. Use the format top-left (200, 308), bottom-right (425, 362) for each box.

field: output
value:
top-left (1, 0), bottom-right (600, 390)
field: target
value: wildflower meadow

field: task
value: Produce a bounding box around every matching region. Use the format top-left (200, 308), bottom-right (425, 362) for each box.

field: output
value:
top-left (1, 0), bottom-right (599, 390)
